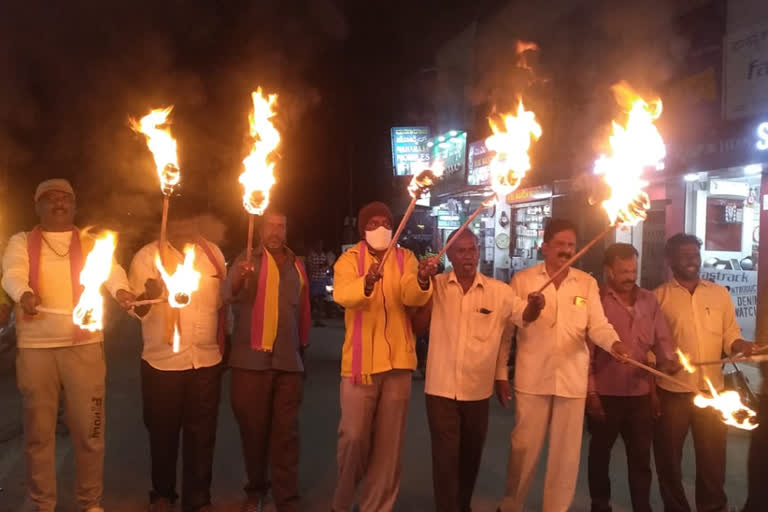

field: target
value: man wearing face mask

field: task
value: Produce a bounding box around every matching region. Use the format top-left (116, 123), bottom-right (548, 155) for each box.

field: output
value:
top-left (586, 243), bottom-right (679, 512)
top-left (2, 179), bottom-right (135, 512)
top-left (412, 229), bottom-right (545, 512)
top-left (499, 219), bottom-right (630, 512)
top-left (225, 209), bottom-right (311, 512)
top-left (653, 234), bottom-right (754, 512)
top-left (331, 201), bottom-right (437, 512)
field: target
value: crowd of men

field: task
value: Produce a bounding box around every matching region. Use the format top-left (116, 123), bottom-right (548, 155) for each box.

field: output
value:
top-left (2, 178), bottom-right (767, 512)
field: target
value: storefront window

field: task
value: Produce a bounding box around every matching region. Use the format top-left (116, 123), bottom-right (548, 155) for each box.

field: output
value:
top-left (686, 168), bottom-right (761, 340)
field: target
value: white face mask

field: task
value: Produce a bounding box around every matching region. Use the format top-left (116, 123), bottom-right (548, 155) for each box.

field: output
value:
top-left (365, 226), bottom-right (392, 251)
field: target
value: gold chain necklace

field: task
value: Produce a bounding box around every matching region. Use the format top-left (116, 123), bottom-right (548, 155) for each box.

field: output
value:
top-left (40, 234), bottom-right (71, 258)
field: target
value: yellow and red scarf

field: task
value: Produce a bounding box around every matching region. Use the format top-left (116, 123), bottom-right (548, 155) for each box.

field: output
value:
top-left (26, 226), bottom-right (92, 341)
top-left (250, 249), bottom-right (311, 351)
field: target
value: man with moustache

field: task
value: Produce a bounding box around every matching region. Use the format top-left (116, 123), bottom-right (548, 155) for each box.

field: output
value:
top-left (413, 229), bottom-right (545, 512)
top-left (331, 201), bottom-right (437, 512)
top-left (129, 213), bottom-right (227, 512)
top-left (586, 243), bottom-right (679, 512)
top-left (225, 209), bottom-right (311, 512)
top-left (653, 234), bottom-right (755, 512)
top-left (498, 219), bottom-right (630, 512)
top-left (2, 179), bottom-right (135, 512)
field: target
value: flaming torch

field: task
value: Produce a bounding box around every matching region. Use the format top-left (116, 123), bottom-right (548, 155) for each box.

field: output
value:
top-left (537, 82), bottom-right (665, 293)
top-left (72, 232), bottom-right (117, 332)
top-left (155, 245), bottom-right (202, 309)
top-left (677, 348), bottom-right (696, 374)
top-left (377, 162), bottom-right (444, 269)
top-left (239, 88), bottom-right (280, 263)
top-left (437, 99), bottom-right (541, 260)
top-left (130, 107), bottom-right (180, 254)
top-left (694, 378), bottom-right (758, 431)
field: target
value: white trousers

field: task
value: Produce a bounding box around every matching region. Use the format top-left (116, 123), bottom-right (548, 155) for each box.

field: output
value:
top-left (499, 392), bottom-right (586, 512)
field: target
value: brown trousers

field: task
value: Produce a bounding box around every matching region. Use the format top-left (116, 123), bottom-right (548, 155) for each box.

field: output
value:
top-left (332, 369), bottom-right (412, 512)
top-left (426, 394), bottom-right (489, 512)
top-left (230, 368), bottom-right (303, 512)
top-left (16, 344), bottom-right (106, 512)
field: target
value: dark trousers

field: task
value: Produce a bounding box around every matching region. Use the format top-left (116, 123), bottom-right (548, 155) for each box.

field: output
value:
top-left (425, 394), bottom-right (489, 512)
top-left (653, 388), bottom-right (728, 512)
top-left (743, 394), bottom-right (768, 512)
top-left (230, 368), bottom-right (303, 512)
top-left (140, 360), bottom-right (223, 512)
top-left (587, 394), bottom-right (653, 512)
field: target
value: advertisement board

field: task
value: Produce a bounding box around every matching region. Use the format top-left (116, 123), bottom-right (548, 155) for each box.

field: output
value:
top-left (467, 140), bottom-right (493, 186)
top-left (391, 127), bottom-right (431, 176)
top-left (724, 21), bottom-right (768, 120)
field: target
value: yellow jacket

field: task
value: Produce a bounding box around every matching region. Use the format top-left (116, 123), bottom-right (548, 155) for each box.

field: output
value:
top-left (333, 242), bottom-right (432, 381)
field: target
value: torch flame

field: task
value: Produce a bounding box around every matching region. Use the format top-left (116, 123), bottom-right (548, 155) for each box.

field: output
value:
top-left (676, 348), bottom-right (696, 374)
top-left (131, 107), bottom-right (180, 195)
top-left (239, 88), bottom-right (280, 215)
top-left (155, 245), bottom-right (201, 308)
top-left (407, 161), bottom-right (444, 198)
top-left (172, 324), bottom-right (180, 353)
top-left (72, 232), bottom-right (117, 332)
top-left (484, 99), bottom-right (542, 206)
top-left (593, 82), bottom-right (665, 226)
top-left (694, 378), bottom-right (758, 431)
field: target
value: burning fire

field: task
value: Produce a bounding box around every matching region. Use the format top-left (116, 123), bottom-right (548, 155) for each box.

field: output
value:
top-left (484, 99), bottom-right (542, 206)
top-left (72, 232), bottom-right (117, 332)
top-left (172, 324), bottom-right (180, 353)
top-left (694, 378), bottom-right (758, 431)
top-left (131, 107), bottom-right (180, 195)
top-left (239, 88), bottom-right (280, 215)
top-left (676, 348), bottom-right (696, 374)
top-left (593, 82), bottom-right (665, 226)
top-left (155, 245), bottom-right (201, 308)
top-left (408, 161), bottom-right (444, 198)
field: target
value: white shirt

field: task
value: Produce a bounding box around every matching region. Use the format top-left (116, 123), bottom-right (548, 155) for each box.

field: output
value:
top-left (510, 263), bottom-right (619, 398)
top-left (425, 272), bottom-right (526, 401)
top-left (2, 230), bottom-right (130, 348)
top-left (654, 278), bottom-right (742, 392)
top-left (129, 240), bottom-right (225, 371)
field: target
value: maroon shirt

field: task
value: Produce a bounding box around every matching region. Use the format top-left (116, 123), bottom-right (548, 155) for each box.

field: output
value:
top-left (589, 285), bottom-right (676, 396)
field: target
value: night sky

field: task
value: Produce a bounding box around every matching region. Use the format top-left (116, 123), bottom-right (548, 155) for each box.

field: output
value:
top-left (0, 0), bottom-right (495, 258)
top-left (1, 0), bottom-right (704, 259)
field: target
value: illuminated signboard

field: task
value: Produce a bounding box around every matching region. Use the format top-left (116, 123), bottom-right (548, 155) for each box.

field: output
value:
top-left (431, 130), bottom-right (467, 182)
top-left (757, 122), bottom-right (768, 151)
top-left (391, 127), bottom-right (431, 176)
top-left (467, 140), bottom-right (493, 186)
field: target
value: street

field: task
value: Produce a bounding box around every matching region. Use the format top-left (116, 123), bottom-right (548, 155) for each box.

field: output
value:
top-left (0, 314), bottom-right (752, 512)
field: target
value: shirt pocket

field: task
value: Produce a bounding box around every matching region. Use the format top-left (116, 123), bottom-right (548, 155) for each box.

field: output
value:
top-left (470, 311), bottom-right (497, 342)
top-left (702, 307), bottom-right (723, 335)
top-left (569, 303), bottom-right (589, 330)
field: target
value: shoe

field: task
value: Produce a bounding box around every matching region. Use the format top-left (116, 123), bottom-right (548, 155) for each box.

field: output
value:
top-left (149, 498), bottom-right (172, 512)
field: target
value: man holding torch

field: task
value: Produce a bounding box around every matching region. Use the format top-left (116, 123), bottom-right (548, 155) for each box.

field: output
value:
top-left (331, 201), bottom-right (437, 512)
top-left (586, 243), bottom-right (679, 512)
top-left (653, 234), bottom-right (755, 512)
top-left (128, 212), bottom-right (227, 512)
top-left (410, 228), bottom-right (545, 512)
top-left (2, 179), bottom-right (135, 512)
top-left (498, 219), bottom-right (630, 512)
top-left (224, 209), bottom-right (311, 512)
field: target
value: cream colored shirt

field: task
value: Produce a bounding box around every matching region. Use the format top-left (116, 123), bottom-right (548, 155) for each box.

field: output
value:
top-left (129, 241), bottom-right (225, 371)
top-left (510, 263), bottom-right (619, 398)
top-left (654, 278), bottom-right (742, 392)
top-left (2, 230), bottom-right (130, 348)
top-left (425, 272), bottom-right (527, 401)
